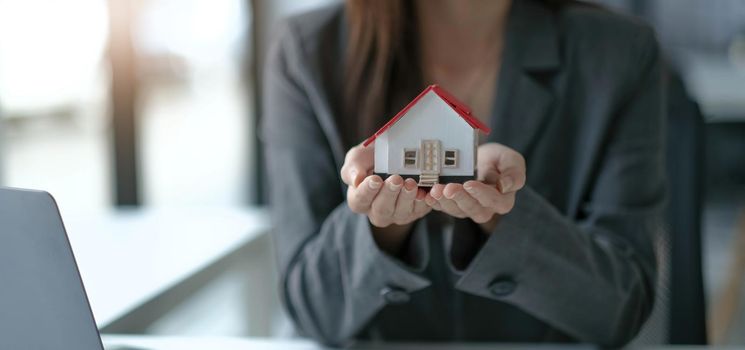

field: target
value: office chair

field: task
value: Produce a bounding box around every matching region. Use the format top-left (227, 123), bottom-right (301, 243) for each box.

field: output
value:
top-left (665, 71), bottom-right (708, 344)
top-left (631, 68), bottom-right (707, 346)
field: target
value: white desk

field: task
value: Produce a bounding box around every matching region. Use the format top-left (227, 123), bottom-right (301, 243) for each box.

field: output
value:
top-left (102, 336), bottom-right (320, 350)
top-left (63, 207), bottom-right (270, 328)
top-left (102, 335), bottom-right (725, 350)
top-left (100, 336), bottom-right (593, 350)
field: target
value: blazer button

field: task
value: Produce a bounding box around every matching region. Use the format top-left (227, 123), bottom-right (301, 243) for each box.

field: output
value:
top-left (380, 287), bottom-right (410, 304)
top-left (488, 278), bottom-right (516, 297)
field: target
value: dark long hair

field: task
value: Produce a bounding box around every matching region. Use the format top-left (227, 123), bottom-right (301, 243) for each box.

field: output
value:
top-left (343, 0), bottom-right (569, 144)
top-left (343, 0), bottom-right (419, 144)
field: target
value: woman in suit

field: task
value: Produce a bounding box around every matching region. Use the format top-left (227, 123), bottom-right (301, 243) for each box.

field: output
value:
top-left (261, 0), bottom-right (665, 346)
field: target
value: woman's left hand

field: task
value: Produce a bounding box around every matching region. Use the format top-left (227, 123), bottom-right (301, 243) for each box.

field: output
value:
top-left (424, 143), bottom-right (527, 233)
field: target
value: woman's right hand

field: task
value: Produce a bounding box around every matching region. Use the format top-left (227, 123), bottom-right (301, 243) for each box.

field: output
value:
top-left (340, 143), bottom-right (431, 255)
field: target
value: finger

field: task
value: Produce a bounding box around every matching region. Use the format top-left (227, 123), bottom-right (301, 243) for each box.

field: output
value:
top-left (347, 175), bottom-right (383, 213)
top-left (444, 183), bottom-right (493, 223)
top-left (438, 198), bottom-right (467, 218)
top-left (477, 144), bottom-right (501, 177)
top-left (424, 185), bottom-right (441, 208)
top-left (413, 198), bottom-right (432, 219)
top-left (463, 180), bottom-right (500, 209)
top-left (494, 150), bottom-right (526, 193)
top-left (424, 193), bottom-right (442, 210)
top-left (369, 175), bottom-right (403, 226)
top-left (495, 192), bottom-right (516, 215)
top-left (341, 144), bottom-right (374, 187)
top-left (431, 184), bottom-right (467, 218)
top-left (476, 144), bottom-right (526, 193)
top-left (479, 168), bottom-right (500, 184)
top-left (341, 163), bottom-right (367, 188)
top-left (392, 178), bottom-right (418, 224)
top-left (464, 180), bottom-right (515, 215)
top-left (497, 168), bottom-right (527, 194)
top-left (416, 188), bottom-right (428, 201)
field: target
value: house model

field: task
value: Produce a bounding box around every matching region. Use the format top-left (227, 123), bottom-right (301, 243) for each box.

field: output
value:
top-left (363, 85), bottom-right (491, 187)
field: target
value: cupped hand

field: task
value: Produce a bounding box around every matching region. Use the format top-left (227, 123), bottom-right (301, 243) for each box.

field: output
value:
top-left (424, 143), bottom-right (526, 232)
top-left (340, 143), bottom-right (431, 229)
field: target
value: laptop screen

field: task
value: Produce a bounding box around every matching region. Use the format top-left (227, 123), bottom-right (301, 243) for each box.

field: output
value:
top-left (0, 188), bottom-right (103, 350)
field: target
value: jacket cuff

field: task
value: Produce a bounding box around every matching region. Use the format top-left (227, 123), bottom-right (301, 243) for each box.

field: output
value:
top-left (344, 206), bottom-right (432, 307)
top-left (455, 186), bottom-right (599, 304)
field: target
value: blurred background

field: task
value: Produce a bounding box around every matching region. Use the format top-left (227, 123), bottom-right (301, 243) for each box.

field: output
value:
top-left (0, 0), bottom-right (743, 345)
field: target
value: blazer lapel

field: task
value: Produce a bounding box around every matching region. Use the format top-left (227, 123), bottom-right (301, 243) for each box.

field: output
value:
top-left (489, 0), bottom-right (561, 157)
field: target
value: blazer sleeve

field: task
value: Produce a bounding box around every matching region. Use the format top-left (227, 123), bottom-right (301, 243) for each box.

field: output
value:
top-left (260, 21), bottom-right (431, 346)
top-left (454, 29), bottom-right (665, 347)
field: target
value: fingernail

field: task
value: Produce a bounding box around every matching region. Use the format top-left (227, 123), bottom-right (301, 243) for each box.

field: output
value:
top-left (387, 181), bottom-right (402, 191)
top-left (369, 178), bottom-right (382, 189)
top-left (350, 169), bottom-right (358, 180)
top-left (404, 180), bottom-right (417, 193)
top-left (499, 177), bottom-right (513, 193)
top-left (463, 182), bottom-right (474, 191)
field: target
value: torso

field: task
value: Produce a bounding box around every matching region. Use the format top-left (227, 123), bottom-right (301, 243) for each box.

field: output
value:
top-left (270, 1), bottom-right (663, 342)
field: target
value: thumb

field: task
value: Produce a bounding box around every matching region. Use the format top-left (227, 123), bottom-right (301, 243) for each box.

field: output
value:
top-left (341, 164), bottom-right (368, 188)
top-left (349, 166), bottom-right (367, 188)
top-left (341, 143), bottom-right (375, 187)
top-left (496, 167), bottom-right (526, 194)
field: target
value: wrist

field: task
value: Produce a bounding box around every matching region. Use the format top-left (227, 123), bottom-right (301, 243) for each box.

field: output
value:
top-left (370, 221), bottom-right (415, 256)
top-left (477, 214), bottom-right (501, 234)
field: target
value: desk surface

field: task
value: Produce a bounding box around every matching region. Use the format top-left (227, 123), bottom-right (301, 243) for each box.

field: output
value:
top-left (103, 336), bottom-right (319, 350)
top-left (101, 335), bottom-right (594, 350)
top-left (64, 207), bottom-right (270, 328)
top-left (101, 335), bottom-right (726, 350)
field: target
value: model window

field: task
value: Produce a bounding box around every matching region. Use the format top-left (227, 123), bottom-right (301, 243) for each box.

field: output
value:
top-left (444, 149), bottom-right (458, 168)
top-left (404, 149), bottom-right (418, 168)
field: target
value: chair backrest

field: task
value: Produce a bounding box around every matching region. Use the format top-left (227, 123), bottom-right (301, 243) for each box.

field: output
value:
top-left (629, 68), bottom-right (707, 346)
top-left (587, 0), bottom-right (710, 342)
top-left (664, 71), bottom-right (708, 344)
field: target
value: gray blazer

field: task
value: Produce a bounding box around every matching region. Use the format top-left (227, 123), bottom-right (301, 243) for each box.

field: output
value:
top-left (261, 0), bottom-right (665, 347)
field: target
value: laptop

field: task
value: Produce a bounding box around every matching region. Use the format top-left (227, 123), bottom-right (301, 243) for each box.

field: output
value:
top-left (0, 187), bottom-right (104, 350)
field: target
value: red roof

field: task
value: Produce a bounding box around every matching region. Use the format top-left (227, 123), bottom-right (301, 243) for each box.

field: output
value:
top-left (363, 85), bottom-right (491, 147)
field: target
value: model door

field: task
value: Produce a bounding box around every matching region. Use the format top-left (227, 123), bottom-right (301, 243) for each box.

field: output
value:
top-left (420, 139), bottom-right (441, 174)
